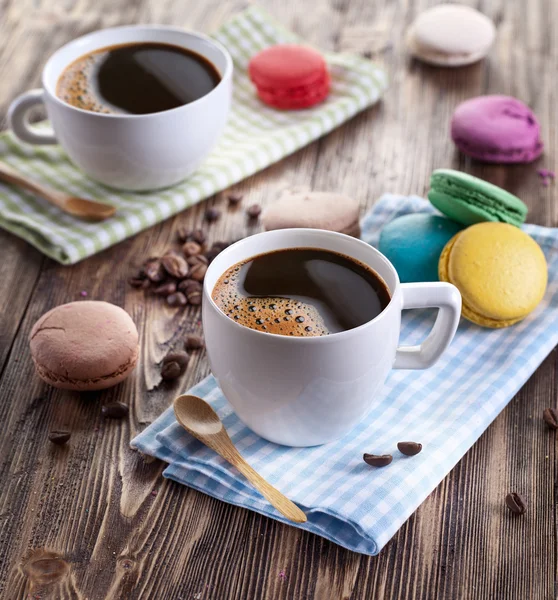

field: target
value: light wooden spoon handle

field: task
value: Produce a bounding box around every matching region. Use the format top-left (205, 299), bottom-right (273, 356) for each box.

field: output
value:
top-left (0, 161), bottom-right (70, 210)
top-left (225, 447), bottom-right (307, 523)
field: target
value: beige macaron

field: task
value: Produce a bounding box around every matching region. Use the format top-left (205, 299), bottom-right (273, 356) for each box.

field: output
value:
top-left (406, 5), bottom-right (496, 67)
top-left (262, 190), bottom-right (361, 237)
top-left (30, 301), bottom-right (139, 391)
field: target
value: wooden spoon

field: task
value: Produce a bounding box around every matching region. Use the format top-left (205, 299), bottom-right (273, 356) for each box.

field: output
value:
top-left (0, 161), bottom-right (115, 221)
top-left (174, 394), bottom-right (307, 524)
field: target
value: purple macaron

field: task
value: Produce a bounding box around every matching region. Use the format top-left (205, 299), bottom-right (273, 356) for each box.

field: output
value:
top-left (451, 95), bottom-right (543, 163)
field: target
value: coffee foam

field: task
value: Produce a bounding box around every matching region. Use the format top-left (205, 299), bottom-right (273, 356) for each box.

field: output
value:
top-left (212, 265), bottom-right (329, 337)
top-left (56, 51), bottom-right (120, 114)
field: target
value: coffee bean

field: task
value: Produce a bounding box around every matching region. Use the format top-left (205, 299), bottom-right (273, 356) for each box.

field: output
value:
top-left (543, 408), bottom-right (558, 430)
top-left (190, 263), bottom-right (207, 282)
top-left (397, 441), bottom-right (422, 456)
top-left (246, 204), bottom-right (262, 219)
top-left (182, 241), bottom-right (202, 257)
top-left (187, 254), bottom-right (209, 267)
top-left (48, 430), bottom-right (71, 445)
top-left (191, 229), bottom-right (206, 245)
top-left (178, 279), bottom-right (202, 294)
top-left (188, 255), bottom-right (209, 282)
top-left (102, 402), bottom-right (129, 419)
top-left (204, 207), bottom-right (221, 223)
top-left (363, 453), bottom-right (393, 467)
top-left (128, 277), bottom-right (150, 289)
top-left (167, 292), bottom-right (188, 307)
top-left (505, 492), bottom-right (527, 515)
top-left (161, 253), bottom-right (189, 279)
top-left (161, 351), bottom-right (189, 380)
top-left (227, 192), bottom-right (243, 206)
top-left (185, 334), bottom-right (204, 350)
top-left (188, 290), bottom-right (202, 305)
top-left (153, 281), bottom-right (177, 297)
top-left (144, 258), bottom-right (166, 283)
top-left (177, 226), bottom-right (191, 243)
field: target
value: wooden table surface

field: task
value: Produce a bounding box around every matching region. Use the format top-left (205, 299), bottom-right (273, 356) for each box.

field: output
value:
top-left (1, 0), bottom-right (556, 598)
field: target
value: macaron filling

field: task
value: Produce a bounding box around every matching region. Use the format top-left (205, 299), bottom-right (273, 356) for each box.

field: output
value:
top-left (429, 172), bottom-right (527, 226)
top-left (32, 347), bottom-right (139, 387)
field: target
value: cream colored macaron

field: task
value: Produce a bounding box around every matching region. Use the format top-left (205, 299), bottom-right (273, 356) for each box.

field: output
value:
top-left (30, 301), bottom-right (139, 390)
top-left (439, 222), bottom-right (547, 328)
top-left (406, 5), bottom-right (496, 67)
top-left (262, 190), bottom-right (360, 237)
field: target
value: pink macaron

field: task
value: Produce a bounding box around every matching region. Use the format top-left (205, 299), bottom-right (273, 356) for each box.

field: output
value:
top-left (30, 301), bottom-right (139, 391)
top-left (451, 95), bottom-right (543, 163)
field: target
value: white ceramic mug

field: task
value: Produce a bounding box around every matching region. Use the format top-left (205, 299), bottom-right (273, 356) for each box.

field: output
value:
top-left (203, 229), bottom-right (462, 447)
top-left (8, 25), bottom-right (233, 191)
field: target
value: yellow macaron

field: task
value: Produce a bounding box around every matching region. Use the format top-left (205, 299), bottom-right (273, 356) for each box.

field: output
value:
top-left (439, 222), bottom-right (547, 328)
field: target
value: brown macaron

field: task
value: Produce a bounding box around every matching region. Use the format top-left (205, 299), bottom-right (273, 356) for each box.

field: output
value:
top-left (29, 301), bottom-right (139, 391)
top-left (262, 190), bottom-right (361, 237)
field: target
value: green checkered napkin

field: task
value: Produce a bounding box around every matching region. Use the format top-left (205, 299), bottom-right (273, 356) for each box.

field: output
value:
top-left (0, 6), bottom-right (387, 264)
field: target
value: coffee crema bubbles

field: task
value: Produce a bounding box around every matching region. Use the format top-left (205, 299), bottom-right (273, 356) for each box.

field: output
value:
top-left (211, 248), bottom-right (391, 338)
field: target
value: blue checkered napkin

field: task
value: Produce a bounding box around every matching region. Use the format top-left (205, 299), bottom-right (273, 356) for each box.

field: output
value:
top-left (131, 195), bottom-right (558, 555)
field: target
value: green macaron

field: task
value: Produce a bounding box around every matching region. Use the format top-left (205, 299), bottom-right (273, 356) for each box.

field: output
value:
top-left (428, 169), bottom-right (527, 227)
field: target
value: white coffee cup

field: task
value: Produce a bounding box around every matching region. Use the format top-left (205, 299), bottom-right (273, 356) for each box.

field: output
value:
top-left (203, 228), bottom-right (462, 447)
top-left (8, 25), bottom-right (233, 191)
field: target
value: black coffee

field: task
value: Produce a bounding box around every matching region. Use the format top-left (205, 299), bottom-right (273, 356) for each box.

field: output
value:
top-left (212, 248), bottom-right (391, 337)
top-left (56, 42), bottom-right (221, 115)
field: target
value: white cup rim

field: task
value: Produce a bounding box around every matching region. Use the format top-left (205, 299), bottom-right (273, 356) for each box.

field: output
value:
top-left (42, 24), bottom-right (234, 120)
top-left (203, 228), bottom-right (401, 344)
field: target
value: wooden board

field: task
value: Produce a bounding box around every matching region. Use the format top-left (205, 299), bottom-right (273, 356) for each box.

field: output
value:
top-left (0, 0), bottom-right (556, 598)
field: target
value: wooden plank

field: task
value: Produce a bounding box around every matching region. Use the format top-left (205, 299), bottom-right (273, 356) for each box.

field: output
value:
top-left (0, 0), bottom-right (556, 597)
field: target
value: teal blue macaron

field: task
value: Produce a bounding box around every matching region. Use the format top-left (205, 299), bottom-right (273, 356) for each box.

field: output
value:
top-left (428, 169), bottom-right (528, 227)
top-left (379, 213), bottom-right (463, 283)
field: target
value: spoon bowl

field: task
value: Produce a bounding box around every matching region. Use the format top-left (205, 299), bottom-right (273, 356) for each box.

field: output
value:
top-left (0, 161), bottom-right (116, 221)
top-left (174, 394), bottom-right (224, 436)
top-left (174, 394), bottom-right (307, 523)
top-left (65, 197), bottom-right (116, 221)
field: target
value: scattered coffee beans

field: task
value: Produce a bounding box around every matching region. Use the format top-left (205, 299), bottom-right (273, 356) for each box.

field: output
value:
top-left (543, 408), bottom-right (558, 430)
top-left (181, 280), bottom-right (202, 305)
top-left (246, 204), bottom-right (262, 219)
top-left (144, 258), bottom-right (166, 283)
top-left (48, 430), bottom-right (71, 445)
top-left (188, 255), bottom-right (208, 282)
top-left (363, 453), bottom-right (393, 467)
top-left (154, 281), bottom-right (177, 297)
top-left (166, 292), bottom-right (188, 307)
top-left (161, 351), bottom-right (190, 380)
top-left (227, 192), bottom-right (243, 206)
top-left (129, 236), bottom-right (230, 308)
top-left (161, 253), bottom-right (189, 279)
top-left (397, 441), bottom-right (422, 456)
top-left (182, 241), bottom-right (202, 257)
top-left (101, 402), bottom-right (129, 419)
top-left (204, 207), bottom-right (221, 223)
top-left (505, 492), bottom-right (527, 515)
top-left (185, 334), bottom-right (204, 351)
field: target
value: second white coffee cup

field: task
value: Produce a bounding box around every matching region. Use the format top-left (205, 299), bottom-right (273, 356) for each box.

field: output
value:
top-left (8, 25), bottom-right (233, 191)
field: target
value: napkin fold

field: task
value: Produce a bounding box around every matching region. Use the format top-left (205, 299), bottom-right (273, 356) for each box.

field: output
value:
top-left (132, 195), bottom-right (558, 555)
top-left (0, 6), bottom-right (387, 264)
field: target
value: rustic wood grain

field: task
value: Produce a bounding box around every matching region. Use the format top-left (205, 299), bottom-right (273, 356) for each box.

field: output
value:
top-left (0, 0), bottom-right (557, 598)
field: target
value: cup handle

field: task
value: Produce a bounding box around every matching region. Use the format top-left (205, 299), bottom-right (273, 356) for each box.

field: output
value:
top-left (8, 89), bottom-right (57, 145)
top-left (393, 282), bottom-right (461, 370)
